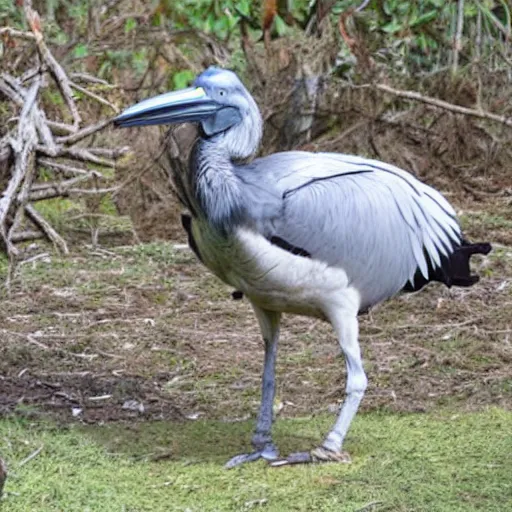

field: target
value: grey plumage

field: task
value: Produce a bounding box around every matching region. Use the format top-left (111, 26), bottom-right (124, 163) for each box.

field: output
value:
top-left (115, 67), bottom-right (491, 467)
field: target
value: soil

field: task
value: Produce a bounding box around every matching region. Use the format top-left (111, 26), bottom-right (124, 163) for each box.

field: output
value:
top-left (0, 196), bottom-right (510, 425)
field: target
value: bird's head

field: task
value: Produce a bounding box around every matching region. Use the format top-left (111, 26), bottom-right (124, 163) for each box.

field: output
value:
top-left (114, 67), bottom-right (262, 160)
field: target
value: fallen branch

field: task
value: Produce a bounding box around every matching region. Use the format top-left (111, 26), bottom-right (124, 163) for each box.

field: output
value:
top-left (56, 118), bottom-right (113, 145)
top-left (23, 1), bottom-right (81, 129)
top-left (69, 81), bottom-right (119, 113)
top-left (37, 158), bottom-right (94, 176)
top-left (0, 27), bottom-right (35, 41)
top-left (374, 83), bottom-right (512, 129)
top-left (70, 72), bottom-right (113, 86)
top-left (10, 230), bottom-right (44, 242)
top-left (1, 72), bottom-right (57, 151)
top-left (0, 81), bottom-right (38, 257)
top-left (28, 173), bottom-right (98, 201)
top-left (36, 144), bottom-right (115, 167)
top-left (25, 204), bottom-right (69, 254)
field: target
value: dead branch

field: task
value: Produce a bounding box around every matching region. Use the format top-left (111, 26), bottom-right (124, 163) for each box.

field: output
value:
top-left (70, 73), bottom-right (113, 86)
top-left (87, 146), bottom-right (130, 159)
top-left (10, 230), bottom-right (44, 242)
top-left (0, 83), bottom-right (38, 257)
top-left (374, 83), bottom-right (512, 129)
top-left (69, 81), bottom-right (119, 113)
top-left (0, 5), bottom-right (125, 271)
top-left (46, 120), bottom-right (76, 135)
top-left (1, 72), bottom-right (57, 152)
top-left (0, 27), bottom-right (35, 41)
top-left (56, 118), bottom-right (113, 145)
top-left (23, 1), bottom-right (81, 129)
top-left (25, 204), bottom-right (69, 255)
top-left (37, 158), bottom-right (94, 176)
top-left (36, 145), bottom-right (115, 167)
top-left (29, 173), bottom-right (99, 200)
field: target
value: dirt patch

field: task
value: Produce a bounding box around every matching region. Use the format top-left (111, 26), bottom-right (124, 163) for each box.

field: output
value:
top-left (0, 213), bottom-right (510, 425)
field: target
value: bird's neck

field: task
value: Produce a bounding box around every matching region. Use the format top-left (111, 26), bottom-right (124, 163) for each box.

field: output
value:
top-left (192, 139), bottom-right (244, 234)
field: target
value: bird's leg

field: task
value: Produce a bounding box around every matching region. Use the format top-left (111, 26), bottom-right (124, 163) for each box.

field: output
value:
top-left (225, 306), bottom-right (281, 469)
top-left (271, 305), bottom-right (366, 466)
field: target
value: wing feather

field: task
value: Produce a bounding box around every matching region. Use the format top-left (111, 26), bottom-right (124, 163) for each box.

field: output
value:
top-left (239, 152), bottom-right (462, 308)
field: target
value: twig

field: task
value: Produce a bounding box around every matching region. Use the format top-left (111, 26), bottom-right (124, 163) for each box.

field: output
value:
top-left (25, 204), bottom-right (69, 254)
top-left (0, 27), bottom-right (35, 40)
top-left (46, 120), bottom-right (76, 135)
top-left (23, 3), bottom-right (81, 129)
top-left (355, 0), bottom-right (371, 12)
top-left (70, 72), bottom-right (112, 86)
top-left (18, 445), bottom-right (44, 467)
top-left (10, 230), bottom-right (44, 242)
top-left (37, 158), bottom-right (91, 176)
top-left (66, 186), bottom-right (120, 195)
top-left (56, 118), bottom-right (113, 145)
top-left (36, 144), bottom-right (115, 167)
top-left (87, 146), bottom-right (130, 158)
top-left (26, 334), bottom-right (50, 350)
top-left (355, 500), bottom-right (383, 511)
top-left (0, 75), bottom-right (25, 107)
top-left (69, 81), bottom-right (119, 113)
top-left (374, 83), bottom-right (512, 129)
top-left (29, 174), bottom-right (98, 201)
top-left (1, 72), bottom-right (57, 151)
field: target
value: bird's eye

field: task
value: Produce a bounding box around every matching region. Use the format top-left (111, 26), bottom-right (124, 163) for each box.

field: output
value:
top-left (219, 90), bottom-right (225, 97)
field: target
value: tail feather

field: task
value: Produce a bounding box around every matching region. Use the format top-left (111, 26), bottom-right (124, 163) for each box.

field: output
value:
top-left (449, 241), bottom-right (492, 287)
top-left (404, 240), bottom-right (492, 293)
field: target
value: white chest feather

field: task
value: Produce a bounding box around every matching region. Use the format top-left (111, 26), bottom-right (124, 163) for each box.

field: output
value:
top-left (191, 221), bottom-right (360, 318)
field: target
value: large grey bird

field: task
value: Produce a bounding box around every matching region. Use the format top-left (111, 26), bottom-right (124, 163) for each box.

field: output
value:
top-left (115, 67), bottom-right (491, 467)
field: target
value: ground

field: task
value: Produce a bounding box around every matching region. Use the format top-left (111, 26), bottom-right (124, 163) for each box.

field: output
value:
top-left (0, 195), bottom-right (511, 511)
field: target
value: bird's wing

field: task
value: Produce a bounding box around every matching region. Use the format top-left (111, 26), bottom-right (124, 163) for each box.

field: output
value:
top-left (241, 152), bottom-right (462, 306)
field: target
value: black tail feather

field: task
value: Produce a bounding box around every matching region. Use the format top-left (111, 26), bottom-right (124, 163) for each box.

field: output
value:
top-left (403, 240), bottom-right (492, 293)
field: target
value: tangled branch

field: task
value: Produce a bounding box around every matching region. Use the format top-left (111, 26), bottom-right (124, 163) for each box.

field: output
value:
top-left (0, 1), bottom-right (127, 286)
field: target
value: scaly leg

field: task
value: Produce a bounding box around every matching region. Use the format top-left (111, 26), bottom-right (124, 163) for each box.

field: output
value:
top-left (225, 305), bottom-right (281, 468)
top-left (271, 301), bottom-right (367, 466)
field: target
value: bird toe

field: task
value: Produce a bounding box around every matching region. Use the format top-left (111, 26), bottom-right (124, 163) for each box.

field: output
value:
top-left (224, 444), bottom-right (279, 469)
top-left (269, 447), bottom-right (351, 467)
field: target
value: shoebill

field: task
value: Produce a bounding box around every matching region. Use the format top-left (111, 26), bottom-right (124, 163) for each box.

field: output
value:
top-left (114, 67), bottom-right (491, 467)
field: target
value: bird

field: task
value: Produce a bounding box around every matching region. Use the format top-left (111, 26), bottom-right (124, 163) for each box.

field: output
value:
top-left (114, 67), bottom-right (492, 468)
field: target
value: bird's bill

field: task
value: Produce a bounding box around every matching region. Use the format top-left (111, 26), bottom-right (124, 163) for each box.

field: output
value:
top-left (113, 86), bottom-right (220, 128)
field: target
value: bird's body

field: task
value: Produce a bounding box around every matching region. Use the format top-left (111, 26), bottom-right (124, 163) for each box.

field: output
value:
top-left (115, 67), bottom-right (491, 467)
top-left (183, 146), bottom-right (466, 316)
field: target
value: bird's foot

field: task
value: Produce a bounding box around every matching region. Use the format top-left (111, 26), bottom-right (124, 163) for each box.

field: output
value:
top-left (225, 443), bottom-right (279, 469)
top-left (269, 446), bottom-right (351, 467)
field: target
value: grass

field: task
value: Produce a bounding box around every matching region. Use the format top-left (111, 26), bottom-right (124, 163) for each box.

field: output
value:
top-left (0, 201), bottom-right (510, 510)
top-left (1, 408), bottom-right (511, 512)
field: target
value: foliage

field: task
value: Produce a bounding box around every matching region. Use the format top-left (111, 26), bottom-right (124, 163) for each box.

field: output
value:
top-left (2, 1), bottom-right (510, 91)
top-left (329, 0), bottom-right (511, 74)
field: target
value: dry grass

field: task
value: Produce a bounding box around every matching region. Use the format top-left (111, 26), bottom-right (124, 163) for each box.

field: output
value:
top-left (0, 195), bottom-right (510, 425)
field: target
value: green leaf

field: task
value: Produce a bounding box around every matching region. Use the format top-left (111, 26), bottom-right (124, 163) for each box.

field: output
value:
top-left (73, 43), bottom-right (89, 59)
top-left (274, 14), bottom-right (288, 36)
top-left (173, 70), bottom-right (195, 90)
top-left (410, 10), bottom-right (438, 28)
top-left (124, 17), bottom-right (137, 34)
top-left (382, 20), bottom-right (402, 34)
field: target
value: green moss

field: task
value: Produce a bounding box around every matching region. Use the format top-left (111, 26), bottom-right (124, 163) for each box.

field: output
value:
top-left (1, 408), bottom-right (510, 511)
